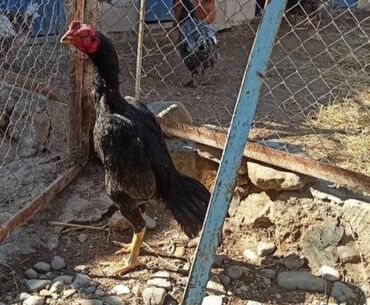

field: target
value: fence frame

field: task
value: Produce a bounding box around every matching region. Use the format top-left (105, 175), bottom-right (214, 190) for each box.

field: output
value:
top-left (181, 0), bottom-right (287, 303)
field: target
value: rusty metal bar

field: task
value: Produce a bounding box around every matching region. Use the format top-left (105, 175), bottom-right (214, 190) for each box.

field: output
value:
top-left (0, 166), bottom-right (81, 244)
top-left (158, 119), bottom-right (370, 194)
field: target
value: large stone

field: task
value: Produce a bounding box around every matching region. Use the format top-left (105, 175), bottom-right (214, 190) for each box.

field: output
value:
top-left (51, 256), bottom-right (66, 271)
top-left (71, 273), bottom-right (92, 289)
top-left (277, 271), bottom-right (326, 292)
top-left (33, 262), bottom-right (51, 273)
top-left (25, 279), bottom-right (51, 292)
top-left (23, 296), bottom-right (45, 305)
top-left (52, 275), bottom-right (73, 285)
top-left (202, 295), bottom-right (223, 305)
top-left (247, 161), bottom-right (313, 191)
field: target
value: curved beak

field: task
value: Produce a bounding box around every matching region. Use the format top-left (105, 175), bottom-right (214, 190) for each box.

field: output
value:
top-left (60, 32), bottom-right (74, 44)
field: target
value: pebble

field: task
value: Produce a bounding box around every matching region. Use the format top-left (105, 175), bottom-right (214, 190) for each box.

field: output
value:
top-left (23, 296), bottom-right (45, 305)
top-left (62, 289), bottom-right (77, 299)
top-left (187, 237), bottom-right (200, 248)
top-left (33, 262), bottom-right (51, 273)
top-left (19, 292), bottom-right (32, 301)
top-left (111, 284), bottom-right (130, 295)
top-left (95, 288), bottom-right (105, 297)
top-left (182, 263), bottom-right (190, 271)
top-left (256, 241), bottom-right (276, 257)
top-left (84, 286), bottom-right (97, 294)
top-left (243, 249), bottom-right (260, 265)
top-left (78, 234), bottom-right (88, 243)
top-left (330, 282), bottom-right (356, 303)
top-left (319, 265), bottom-right (341, 281)
top-left (52, 275), bottom-right (73, 285)
top-left (103, 296), bottom-right (125, 305)
top-left (71, 273), bottom-right (92, 289)
top-left (51, 256), bottom-right (66, 271)
top-left (213, 254), bottom-right (227, 267)
top-left (49, 281), bottom-right (65, 294)
top-left (337, 245), bottom-right (361, 264)
top-left (227, 265), bottom-right (243, 280)
top-left (284, 253), bottom-right (305, 270)
top-left (174, 246), bottom-right (186, 257)
top-left (143, 287), bottom-right (167, 305)
top-left (219, 274), bottom-right (231, 287)
top-left (24, 268), bottom-right (39, 279)
top-left (206, 275), bottom-right (226, 294)
top-left (74, 265), bottom-right (88, 272)
top-left (260, 268), bottom-right (276, 279)
top-left (202, 295), bottom-right (223, 305)
top-left (277, 271), bottom-right (326, 292)
top-left (39, 289), bottom-right (52, 297)
top-left (143, 214), bottom-right (157, 230)
top-left (74, 300), bottom-right (103, 305)
top-left (26, 279), bottom-right (51, 292)
top-left (147, 271), bottom-right (172, 290)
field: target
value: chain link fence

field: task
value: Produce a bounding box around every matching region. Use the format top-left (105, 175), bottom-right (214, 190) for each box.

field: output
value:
top-left (0, 1), bottom-right (74, 233)
top-left (94, 0), bottom-right (369, 177)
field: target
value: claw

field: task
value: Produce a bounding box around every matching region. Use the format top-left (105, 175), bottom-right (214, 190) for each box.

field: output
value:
top-left (101, 260), bottom-right (145, 275)
top-left (112, 240), bottom-right (132, 254)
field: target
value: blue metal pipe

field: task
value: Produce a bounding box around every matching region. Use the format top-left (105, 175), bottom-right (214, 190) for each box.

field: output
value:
top-left (181, 0), bottom-right (288, 304)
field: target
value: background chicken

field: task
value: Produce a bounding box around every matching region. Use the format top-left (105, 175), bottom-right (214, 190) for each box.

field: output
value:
top-left (173, 0), bottom-right (216, 25)
top-left (175, 0), bottom-right (218, 86)
top-left (60, 20), bottom-right (211, 274)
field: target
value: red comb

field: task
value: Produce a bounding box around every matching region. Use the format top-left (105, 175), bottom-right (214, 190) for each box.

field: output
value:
top-left (69, 19), bottom-right (81, 31)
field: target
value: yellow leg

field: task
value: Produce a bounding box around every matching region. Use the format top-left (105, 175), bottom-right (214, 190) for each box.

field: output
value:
top-left (102, 228), bottom-right (146, 275)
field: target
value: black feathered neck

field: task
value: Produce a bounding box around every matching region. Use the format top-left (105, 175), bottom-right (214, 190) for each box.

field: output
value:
top-left (89, 32), bottom-right (120, 94)
top-left (179, 0), bottom-right (196, 22)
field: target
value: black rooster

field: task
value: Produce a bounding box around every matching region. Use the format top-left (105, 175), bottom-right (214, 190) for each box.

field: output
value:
top-left (60, 20), bottom-right (210, 274)
top-left (176, 0), bottom-right (218, 86)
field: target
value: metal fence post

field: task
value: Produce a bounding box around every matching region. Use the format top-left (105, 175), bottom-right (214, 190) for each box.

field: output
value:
top-left (181, 0), bottom-right (288, 304)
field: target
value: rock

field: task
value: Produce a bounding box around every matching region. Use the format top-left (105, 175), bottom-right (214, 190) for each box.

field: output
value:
top-left (247, 161), bottom-right (312, 191)
top-left (227, 265), bottom-right (243, 280)
top-left (256, 241), bottom-right (276, 257)
top-left (19, 292), bottom-right (32, 301)
top-left (284, 253), bottom-right (305, 270)
top-left (39, 289), bottom-right (52, 297)
top-left (25, 268), bottom-right (39, 279)
top-left (131, 285), bottom-right (141, 297)
top-left (337, 245), bottom-right (361, 264)
top-left (109, 211), bottom-right (130, 232)
top-left (74, 300), bottom-right (103, 305)
top-left (174, 246), bottom-right (186, 257)
top-left (331, 282), bottom-right (357, 303)
top-left (71, 273), bottom-right (92, 289)
top-left (111, 284), bottom-right (130, 295)
top-left (277, 271), bottom-right (326, 292)
top-left (234, 192), bottom-right (272, 228)
top-left (243, 249), bottom-right (260, 265)
top-left (94, 288), bottom-right (105, 297)
top-left (260, 269), bottom-right (276, 279)
top-left (74, 265), bottom-right (88, 272)
top-left (202, 295), bottom-right (223, 305)
top-left (213, 254), bottom-right (227, 267)
top-left (33, 262), bottom-right (51, 273)
top-left (319, 265), bottom-right (341, 281)
top-left (51, 256), bottom-right (65, 271)
top-left (206, 275), bottom-right (226, 294)
top-left (84, 286), bottom-right (96, 294)
top-left (246, 301), bottom-right (263, 305)
top-left (78, 234), bottom-right (88, 243)
top-left (143, 287), bottom-right (167, 305)
top-left (144, 214), bottom-right (157, 230)
top-left (147, 271), bottom-right (172, 290)
top-left (102, 296), bottom-right (125, 305)
top-left (23, 296), bottom-right (45, 305)
top-left (187, 237), bottom-right (200, 248)
top-left (147, 101), bottom-right (193, 125)
top-left (26, 279), bottom-right (51, 292)
top-left (49, 281), bottom-right (64, 294)
top-left (62, 289), bottom-right (76, 299)
top-left (228, 194), bottom-right (241, 217)
top-left (52, 275), bottom-right (73, 285)
top-left (219, 274), bottom-right (231, 287)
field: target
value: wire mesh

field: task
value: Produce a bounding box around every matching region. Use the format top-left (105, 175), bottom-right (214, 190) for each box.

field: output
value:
top-left (92, 0), bottom-right (370, 178)
top-left (0, 1), bottom-right (74, 226)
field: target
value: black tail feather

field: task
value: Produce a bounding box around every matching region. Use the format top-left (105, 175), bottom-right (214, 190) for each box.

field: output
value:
top-left (166, 171), bottom-right (210, 238)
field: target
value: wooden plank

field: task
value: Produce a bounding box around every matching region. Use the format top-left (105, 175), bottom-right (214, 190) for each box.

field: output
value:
top-left (0, 68), bottom-right (64, 102)
top-left (0, 166), bottom-right (80, 244)
top-left (181, 0), bottom-right (287, 303)
top-left (158, 119), bottom-right (370, 194)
